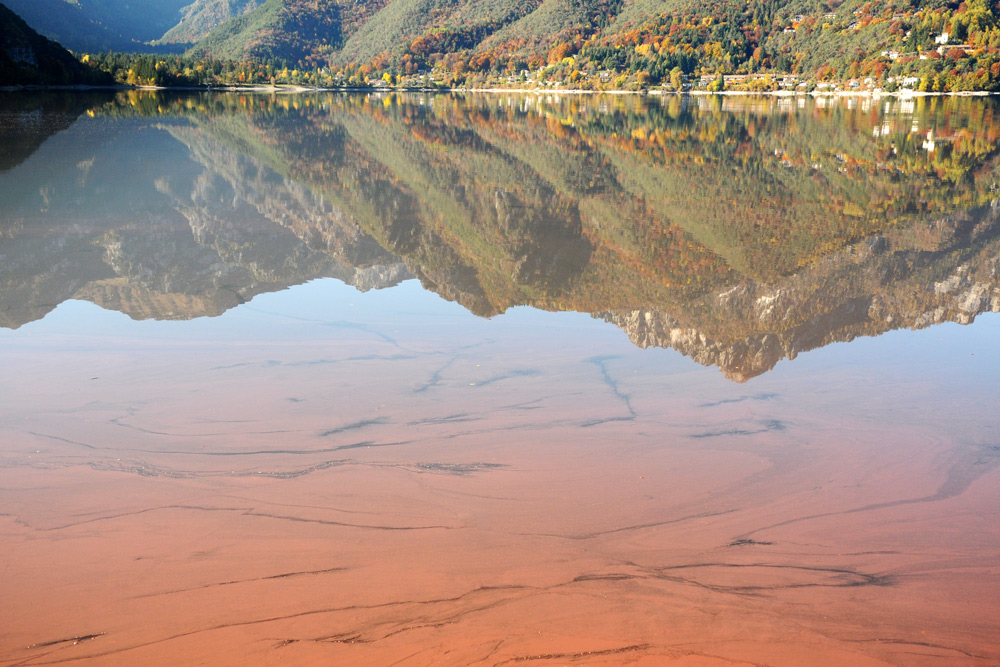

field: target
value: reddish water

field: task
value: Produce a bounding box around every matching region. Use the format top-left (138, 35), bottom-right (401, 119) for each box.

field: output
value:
top-left (3, 92), bottom-right (1000, 665)
top-left (1, 293), bottom-right (998, 666)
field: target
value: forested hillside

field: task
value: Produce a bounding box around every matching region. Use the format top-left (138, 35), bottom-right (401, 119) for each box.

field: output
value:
top-left (187, 0), bottom-right (343, 63)
top-left (158, 0), bottom-right (265, 45)
top-left (159, 0), bottom-right (1000, 91)
top-left (0, 4), bottom-right (112, 85)
top-left (5, 0), bottom-right (1000, 90)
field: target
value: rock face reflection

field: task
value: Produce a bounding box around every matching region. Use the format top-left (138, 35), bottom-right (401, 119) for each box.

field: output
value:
top-left (600, 206), bottom-right (1000, 380)
top-left (2, 91), bottom-right (1000, 379)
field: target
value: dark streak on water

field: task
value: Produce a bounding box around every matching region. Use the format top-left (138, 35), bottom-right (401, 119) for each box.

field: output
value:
top-left (472, 369), bottom-right (542, 388)
top-left (581, 356), bottom-right (636, 427)
top-left (700, 393), bottom-right (779, 408)
top-left (414, 358), bottom-right (457, 393)
top-left (690, 419), bottom-right (786, 439)
top-left (319, 418), bottom-right (389, 436)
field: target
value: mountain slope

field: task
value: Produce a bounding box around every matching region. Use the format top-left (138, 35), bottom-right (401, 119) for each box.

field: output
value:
top-left (188, 0), bottom-right (343, 62)
top-left (3, 0), bottom-right (123, 52)
top-left (0, 3), bottom-right (112, 85)
top-left (4, 0), bottom-right (190, 51)
top-left (158, 0), bottom-right (265, 45)
top-left (5, 0), bottom-right (998, 92)
top-left (335, 0), bottom-right (538, 66)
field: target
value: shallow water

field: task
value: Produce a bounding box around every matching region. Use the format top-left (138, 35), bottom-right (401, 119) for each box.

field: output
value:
top-left (1, 91), bottom-right (998, 665)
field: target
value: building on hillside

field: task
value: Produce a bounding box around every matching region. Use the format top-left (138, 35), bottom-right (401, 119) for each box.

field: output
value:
top-left (938, 43), bottom-right (974, 54)
top-left (895, 75), bottom-right (921, 88)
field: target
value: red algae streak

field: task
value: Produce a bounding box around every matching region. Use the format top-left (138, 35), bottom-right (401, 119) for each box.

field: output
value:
top-left (1, 330), bottom-right (999, 666)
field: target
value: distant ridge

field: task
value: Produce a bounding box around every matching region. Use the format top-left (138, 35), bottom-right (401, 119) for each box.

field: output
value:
top-left (2, 0), bottom-right (190, 52)
top-left (186, 0), bottom-right (343, 63)
top-left (0, 3), bottom-right (111, 86)
top-left (158, 0), bottom-right (266, 46)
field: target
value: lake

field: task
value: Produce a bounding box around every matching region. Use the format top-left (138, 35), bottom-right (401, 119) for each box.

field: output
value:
top-left (1, 90), bottom-right (998, 665)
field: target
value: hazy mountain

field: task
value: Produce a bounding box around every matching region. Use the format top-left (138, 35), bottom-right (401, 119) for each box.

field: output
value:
top-left (3, 0), bottom-right (191, 52)
top-left (157, 0), bottom-right (265, 46)
top-left (0, 4), bottom-right (112, 85)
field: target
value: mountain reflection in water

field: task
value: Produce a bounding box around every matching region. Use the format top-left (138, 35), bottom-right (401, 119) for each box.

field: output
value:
top-left (2, 91), bottom-right (999, 380)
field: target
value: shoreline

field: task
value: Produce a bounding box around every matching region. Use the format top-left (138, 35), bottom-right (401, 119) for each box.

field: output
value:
top-left (456, 86), bottom-right (995, 98)
top-left (2, 82), bottom-right (997, 98)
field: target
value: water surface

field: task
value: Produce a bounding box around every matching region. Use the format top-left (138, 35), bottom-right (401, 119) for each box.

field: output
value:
top-left (1, 91), bottom-right (998, 666)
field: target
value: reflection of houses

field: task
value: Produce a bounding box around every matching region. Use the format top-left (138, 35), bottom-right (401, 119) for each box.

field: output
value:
top-left (922, 129), bottom-right (960, 153)
top-left (873, 121), bottom-right (895, 137)
top-left (923, 131), bottom-right (936, 152)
